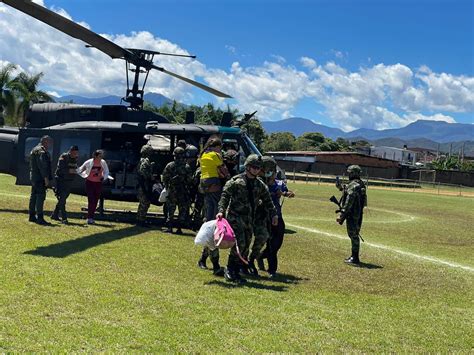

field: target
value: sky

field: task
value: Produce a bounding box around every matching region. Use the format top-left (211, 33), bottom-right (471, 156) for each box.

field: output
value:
top-left (0, 0), bottom-right (472, 131)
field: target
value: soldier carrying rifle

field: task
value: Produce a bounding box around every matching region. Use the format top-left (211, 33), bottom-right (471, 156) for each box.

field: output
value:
top-left (331, 165), bottom-right (367, 265)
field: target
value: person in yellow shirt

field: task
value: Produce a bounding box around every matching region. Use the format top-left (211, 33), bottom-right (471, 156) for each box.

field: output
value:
top-left (197, 137), bottom-right (229, 275)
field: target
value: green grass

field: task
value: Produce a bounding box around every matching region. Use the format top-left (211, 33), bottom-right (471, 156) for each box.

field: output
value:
top-left (0, 174), bottom-right (472, 352)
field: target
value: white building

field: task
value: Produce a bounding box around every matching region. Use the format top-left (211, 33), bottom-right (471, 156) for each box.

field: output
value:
top-left (370, 146), bottom-right (417, 166)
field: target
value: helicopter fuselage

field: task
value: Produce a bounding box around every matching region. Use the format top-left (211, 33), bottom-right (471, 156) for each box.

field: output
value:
top-left (0, 103), bottom-right (260, 202)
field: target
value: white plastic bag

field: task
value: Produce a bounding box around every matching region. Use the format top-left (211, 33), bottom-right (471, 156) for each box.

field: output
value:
top-left (194, 220), bottom-right (217, 250)
top-left (158, 187), bottom-right (168, 203)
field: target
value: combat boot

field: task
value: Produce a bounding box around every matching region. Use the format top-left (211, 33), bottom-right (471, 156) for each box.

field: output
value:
top-left (174, 227), bottom-right (183, 235)
top-left (28, 213), bottom-right (37, 223)
top-left (344, 252), bottom-right (360, 265)
top-left (36, 214), bottom-right (50, 226)
top-left (197, 253), bottom-right (208, 269)
top-left (212, 260), bottom-right (224, 277)
top-left (247, 259), bottom-right (259, 276)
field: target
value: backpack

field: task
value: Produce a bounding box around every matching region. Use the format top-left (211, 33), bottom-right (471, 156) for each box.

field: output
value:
top-left (214, 217), bottom-right (235, 249)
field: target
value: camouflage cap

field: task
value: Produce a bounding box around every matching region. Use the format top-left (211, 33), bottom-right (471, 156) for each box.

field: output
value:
top-left (140, 144), bottom-right (154, 156)
top-left (347, 165), bottom-right (362, 176)
top-left (262, 155), bottom-right (277, 172)
top-left (244, 154), bottom-right (263, 168)
top-left (173, 146), bottom-right (186, 156)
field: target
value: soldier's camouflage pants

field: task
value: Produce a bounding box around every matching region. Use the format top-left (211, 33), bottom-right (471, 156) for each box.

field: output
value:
top-left (136, 187), bottom-right (151, 222)
top-left (166, 197), bottom-right (190, 227)
top-left (346, 215), bottom-right (362, 254)
top-left (249, 219), bottom-right (271, 261)
top-left (52, 180), bottom-right (72, 220)
top-left (29, 181), bottom-right (47, 217)
top-left (226, 214), bottom-right (253, 270)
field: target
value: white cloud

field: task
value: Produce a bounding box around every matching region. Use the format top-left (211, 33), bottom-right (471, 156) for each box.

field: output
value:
top-left (0, 2), bottom-right (472, 131)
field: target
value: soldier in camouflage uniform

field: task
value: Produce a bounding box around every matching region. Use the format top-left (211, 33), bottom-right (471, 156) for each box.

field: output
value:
top-left (217, 154), bottom-right (278, 283)
top-left (162, 147), bottom-right (193, 234)
top-left (246, 156), bottom-right (277, 276)
top-left (51, 145), bottom-right (79, 224)
top-left (28, 135), bottom-right (53, 225)
top-left (336, 165), bottom-right (367, 264)
top-left (136, 144), bottom-right (155, 227)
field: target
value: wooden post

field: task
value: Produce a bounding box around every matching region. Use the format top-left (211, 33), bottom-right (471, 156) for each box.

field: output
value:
top-left (306, 171), bottom-right (309, 184)
top-left (318, 171), bottom-right (321, 185)
top-left (293, 164), bottom-right (296, 183)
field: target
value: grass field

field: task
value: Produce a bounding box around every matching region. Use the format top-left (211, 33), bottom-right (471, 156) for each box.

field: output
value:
top-left (0, 173), bottom-right (472, 352)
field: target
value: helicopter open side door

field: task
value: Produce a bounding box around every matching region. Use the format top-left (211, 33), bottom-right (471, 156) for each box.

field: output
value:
top-left (16, 128), bottom-right (102, 186)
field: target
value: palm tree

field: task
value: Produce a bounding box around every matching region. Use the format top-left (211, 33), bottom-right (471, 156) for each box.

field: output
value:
top-left (12, 72), bottom-right (54, 126)
top-left (0, 63), bottom-right (17, 126)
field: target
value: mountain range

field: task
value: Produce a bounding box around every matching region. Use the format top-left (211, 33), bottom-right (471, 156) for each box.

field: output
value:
top-left (262, 117), bottom-right (474, 143)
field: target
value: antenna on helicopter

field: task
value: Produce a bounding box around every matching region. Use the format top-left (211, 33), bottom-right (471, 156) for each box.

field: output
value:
top-left (2, 0), bottom-right (232, 110)
top-left (234, 111), bottom-right (258, 127)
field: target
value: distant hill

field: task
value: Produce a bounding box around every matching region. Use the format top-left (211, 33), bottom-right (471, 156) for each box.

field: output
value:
top-left (262, 117), bottom-right (474, 143)
top-left (55, 92), bottom-right (174, 107)
top-left (262, 117), bottom-right (345, 139)
top-left (345, 120), bottom-right (474, 143)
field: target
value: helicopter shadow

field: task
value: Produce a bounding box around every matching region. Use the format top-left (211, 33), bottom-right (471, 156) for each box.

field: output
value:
top-left (24, 225), bottom-right (148, 258)
top-left (205, 279), bottom-right (288, 292)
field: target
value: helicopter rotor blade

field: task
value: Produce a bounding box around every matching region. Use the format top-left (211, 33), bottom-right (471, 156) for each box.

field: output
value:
top-left (1, 0), bottom-right (130, 60)
top-left (152, 65), bottom-right (232, 98)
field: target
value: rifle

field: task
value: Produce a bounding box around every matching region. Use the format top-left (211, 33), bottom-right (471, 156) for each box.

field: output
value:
top-left (329, 195), bottom-right (342, 213)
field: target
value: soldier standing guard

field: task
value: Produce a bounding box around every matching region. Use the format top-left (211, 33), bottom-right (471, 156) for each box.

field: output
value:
top-left (162, 147), bottom-right (193, 234)
top-left (51, 145), bottom-right (79, 224)
top-left (136, 144), bottom-right (155, 227)
top-left (336, 165), bottom-right (367, 264)
top-left (217, 154), bottom-right (278, 283)
top-left (28, 135), bottom-right (53, 225)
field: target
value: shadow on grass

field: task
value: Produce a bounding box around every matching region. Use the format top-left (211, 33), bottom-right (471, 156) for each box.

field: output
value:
top-left (284, 228), bottom-right (297, 235)
top-left (354, 261), bottom-right (384, 269)
top-left (205, 279), bottom-right (288, 292)
top-left (23, 225), bottom-right (148, 258)
top-left (260, 273), bottom-right (309, 284)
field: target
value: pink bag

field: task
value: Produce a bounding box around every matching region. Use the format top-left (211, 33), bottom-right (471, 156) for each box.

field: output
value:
top-left (213, 217), bottom-right (248, 265)
top-left (214, 217), bottom-right (235, 249)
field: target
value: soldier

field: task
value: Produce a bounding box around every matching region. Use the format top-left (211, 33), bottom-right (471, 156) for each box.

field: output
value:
top-left (136, 144), bottom-right (155, 227)
top-left (217, 154), bottom-right (278, 283)
top-left (28, 135), bottom-right (53, 225)
top-left (162, 147), bottom-right (193, 234)
top-left (51, 145), bottom-right (79, 224)
top-left (336, 165), bottom-right (367, 265)
top-left (258, 158), bottom-right (295, 277)
top-left (246, 156), bottom-right (276, 276)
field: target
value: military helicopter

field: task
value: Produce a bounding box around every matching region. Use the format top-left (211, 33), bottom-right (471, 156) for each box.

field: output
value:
top-left (0, 0), bottom-right (261, 204)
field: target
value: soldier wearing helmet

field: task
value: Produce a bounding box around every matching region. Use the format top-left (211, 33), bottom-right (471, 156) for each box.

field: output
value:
top-left (216, 154), bottom-right (278, 283)
top-left (336, 164), bottom-right (367, 264)
top-left (135, 144), bottom-right (156, 227)
top-left (245, 155), bottom-right (280, 276)
top-left (257, 156), bottom-right (295, 277)
top-left (162, 146), bottom-right (193, 234)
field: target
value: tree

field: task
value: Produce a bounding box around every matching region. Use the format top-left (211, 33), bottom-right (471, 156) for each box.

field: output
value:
top-left (12, 72), bottom-right (53, 126)
top-left (0, 63), bottom-right (17, 126)
top-left (295, 132), bottom-right (325, 150)
top-left (241, 118), bottom-right (266, 152)
top-left (263, 132), bottom-right (296, 152)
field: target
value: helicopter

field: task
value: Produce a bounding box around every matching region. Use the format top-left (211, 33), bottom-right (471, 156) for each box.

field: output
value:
top-left (0, 0), bottom-right (262, 204)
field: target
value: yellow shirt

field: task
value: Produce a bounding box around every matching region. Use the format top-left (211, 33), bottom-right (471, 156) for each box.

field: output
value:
top-left (200, 151), bottom-right (223, 179)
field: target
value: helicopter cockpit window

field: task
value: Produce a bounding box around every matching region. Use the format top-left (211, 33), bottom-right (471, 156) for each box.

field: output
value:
top-left (59, 138), bottom-right (91, 164)
top-left (24, 137), bottom-right (53, 162)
